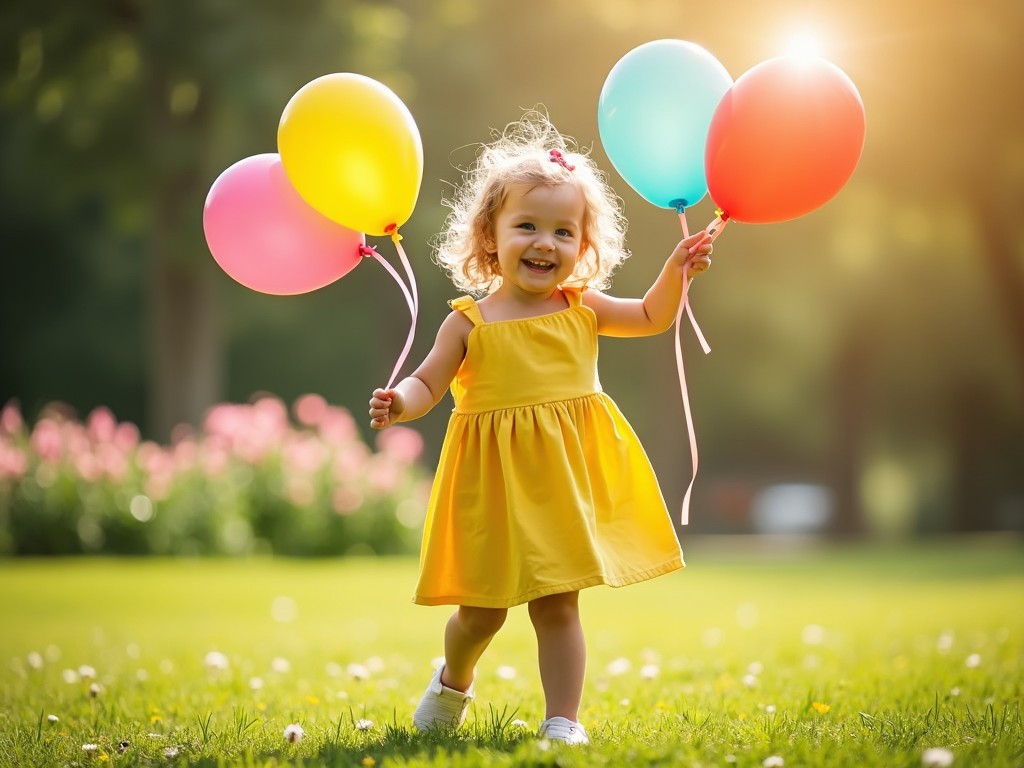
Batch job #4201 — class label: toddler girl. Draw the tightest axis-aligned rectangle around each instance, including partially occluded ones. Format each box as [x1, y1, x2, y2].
[368, 113, 711, 744]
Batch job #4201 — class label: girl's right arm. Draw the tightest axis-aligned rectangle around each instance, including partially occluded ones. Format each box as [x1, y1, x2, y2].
[368, 310, 473, 429]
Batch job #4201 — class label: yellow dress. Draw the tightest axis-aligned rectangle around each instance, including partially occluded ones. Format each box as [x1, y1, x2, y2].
[414, 286, 683, 608]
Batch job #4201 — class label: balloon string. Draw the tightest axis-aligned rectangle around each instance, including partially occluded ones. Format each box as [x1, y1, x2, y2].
[674, 268, 700, 526]
[392, 233, 419, 317]
[363, 244, 418, 390]
[672, 209, 712, 525]
[678, 209, 690, 239]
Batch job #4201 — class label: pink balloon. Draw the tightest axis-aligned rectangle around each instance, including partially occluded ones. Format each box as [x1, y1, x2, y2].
[203, 153, 364, 295]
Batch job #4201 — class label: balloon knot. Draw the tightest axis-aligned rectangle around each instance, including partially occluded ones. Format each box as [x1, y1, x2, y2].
[716, 208, 730, 222]
[358, 245, 376, 258]
[384, 223, 397, 234]
[671, 199, 688, 213]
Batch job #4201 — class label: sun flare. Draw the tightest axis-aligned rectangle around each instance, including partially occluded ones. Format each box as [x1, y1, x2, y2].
[785, 28, 826, 58]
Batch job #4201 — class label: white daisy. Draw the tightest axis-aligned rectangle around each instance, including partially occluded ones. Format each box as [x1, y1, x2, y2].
[283, 723, 304, 742]
[204, 651, 229, 671]
[640, 664, 661, 679]
[496, 665, 517, 680]
[606, 657, 631, 676]
[354, 718, 374, 731]
[801, 624, 826, 645]
[347, 662, 370, 680]
[922, 747, 954, 767]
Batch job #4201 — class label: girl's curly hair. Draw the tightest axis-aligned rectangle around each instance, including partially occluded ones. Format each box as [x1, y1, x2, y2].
[433, 111, 629, 296]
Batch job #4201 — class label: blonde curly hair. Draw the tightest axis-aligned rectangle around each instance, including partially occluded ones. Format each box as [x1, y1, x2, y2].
[434, 111, 629, 295]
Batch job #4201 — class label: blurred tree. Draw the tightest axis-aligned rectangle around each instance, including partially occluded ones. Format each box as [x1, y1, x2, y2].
[2, 0, 1021, 535]
[0, 0, 370, 438]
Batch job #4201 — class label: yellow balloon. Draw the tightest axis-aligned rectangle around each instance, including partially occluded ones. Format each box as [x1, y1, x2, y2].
[278, 73, 423, 237]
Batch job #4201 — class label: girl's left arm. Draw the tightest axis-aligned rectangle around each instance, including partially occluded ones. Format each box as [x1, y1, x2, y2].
[584, 230, 712, 338]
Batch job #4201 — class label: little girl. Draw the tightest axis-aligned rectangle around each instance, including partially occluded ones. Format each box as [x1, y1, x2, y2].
[368, 113, 711, 745]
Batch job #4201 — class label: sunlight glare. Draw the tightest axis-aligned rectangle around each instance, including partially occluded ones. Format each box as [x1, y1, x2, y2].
[785, 28, 826, 59]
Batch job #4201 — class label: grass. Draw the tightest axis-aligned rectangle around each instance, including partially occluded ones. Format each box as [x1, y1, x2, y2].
[0, 536, 1022, 767]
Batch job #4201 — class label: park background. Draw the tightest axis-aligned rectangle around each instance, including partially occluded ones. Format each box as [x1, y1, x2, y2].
[1, 3, 1023, 766]
[1, 0, 1023, 547]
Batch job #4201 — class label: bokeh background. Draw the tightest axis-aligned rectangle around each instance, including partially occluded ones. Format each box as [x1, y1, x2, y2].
[2, 0, 1022, 542]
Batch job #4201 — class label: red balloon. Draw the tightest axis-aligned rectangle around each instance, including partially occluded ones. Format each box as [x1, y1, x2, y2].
[705, 55, 865, 224]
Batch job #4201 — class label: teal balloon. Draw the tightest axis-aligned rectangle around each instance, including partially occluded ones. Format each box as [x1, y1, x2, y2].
[599, 40, 733, 210]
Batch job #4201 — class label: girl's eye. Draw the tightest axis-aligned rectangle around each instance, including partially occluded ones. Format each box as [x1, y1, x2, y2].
[518, 222, 535, 231]
[556, 228, 573, 237]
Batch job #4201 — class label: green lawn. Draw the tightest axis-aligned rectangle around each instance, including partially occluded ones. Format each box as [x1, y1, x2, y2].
[1, 537, 1022, 767]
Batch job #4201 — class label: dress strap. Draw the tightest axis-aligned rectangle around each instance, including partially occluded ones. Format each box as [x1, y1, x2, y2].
[560, 285, 585, 308]
[448, 296, 485, 326]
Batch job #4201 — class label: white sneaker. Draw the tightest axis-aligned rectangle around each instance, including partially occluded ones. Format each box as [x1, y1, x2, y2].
[412, 663, 474, 732]
[539, 716, 589, 745]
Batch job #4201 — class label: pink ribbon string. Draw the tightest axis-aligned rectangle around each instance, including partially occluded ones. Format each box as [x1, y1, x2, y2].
[387, 233, 419, 389]
[673, 210, 714, 525]
[361, 238, 419, 390]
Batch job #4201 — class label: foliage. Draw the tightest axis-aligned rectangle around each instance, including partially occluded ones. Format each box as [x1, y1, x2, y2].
[0, 544, 1021, 766]
[2, 1, 1023, 534]
[0, 396, 429, 557]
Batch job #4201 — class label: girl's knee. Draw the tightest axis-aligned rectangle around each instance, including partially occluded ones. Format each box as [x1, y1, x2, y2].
[457, 606, 507, 638]
[528, 592, 580, 627]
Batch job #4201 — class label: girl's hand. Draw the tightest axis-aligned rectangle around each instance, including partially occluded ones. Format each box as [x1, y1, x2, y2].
[670, 231, 713, 276]
[368, 388, 405, 430]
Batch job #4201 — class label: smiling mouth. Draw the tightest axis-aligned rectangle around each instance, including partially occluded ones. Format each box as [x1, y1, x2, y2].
[523, 258, 555, 272]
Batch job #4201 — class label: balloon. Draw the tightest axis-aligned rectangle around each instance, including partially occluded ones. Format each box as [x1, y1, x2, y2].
[278, 73, 423, 237]
[598, 40, 733, 210]
[203, 153, 364, 295]
[705, 55, 866, 224]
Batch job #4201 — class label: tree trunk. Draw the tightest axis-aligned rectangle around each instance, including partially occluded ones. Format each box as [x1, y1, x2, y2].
[828, 321, 869, 537]
[143, 68, 222, 441]
[972, 193, 1024, 382]
[949, 379, 995, 532]
[146, 243, 222, 441]
[947, 188, 1024, 531]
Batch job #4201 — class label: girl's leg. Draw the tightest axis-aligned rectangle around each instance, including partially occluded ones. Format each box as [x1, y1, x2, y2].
[528, 591, 586, 721]
[413, 605, 507, 731]
[441, 605, 508, 691]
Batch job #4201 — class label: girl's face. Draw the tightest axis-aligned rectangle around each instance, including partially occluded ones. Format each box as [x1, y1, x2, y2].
[486, 182, 586, 298]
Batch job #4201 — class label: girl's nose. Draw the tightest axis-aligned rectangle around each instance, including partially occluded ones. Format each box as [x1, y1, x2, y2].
[534, 233, 556, 251]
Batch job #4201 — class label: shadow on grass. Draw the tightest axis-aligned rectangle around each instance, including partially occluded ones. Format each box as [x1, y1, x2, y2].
[184, 704, 552, 768]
